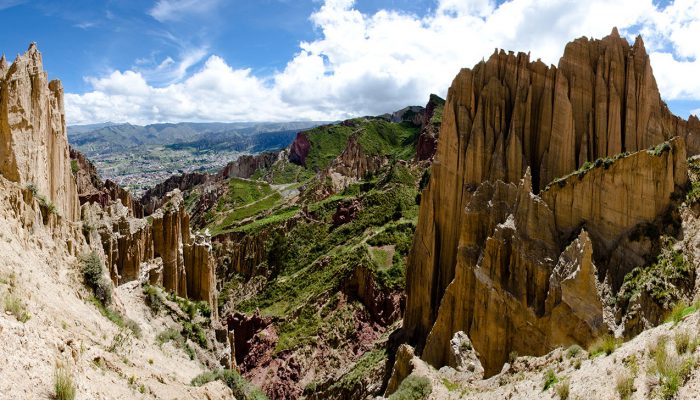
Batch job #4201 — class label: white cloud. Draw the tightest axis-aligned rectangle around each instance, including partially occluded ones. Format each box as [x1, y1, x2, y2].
[149, 0, 220, 22]
[66, 0, 700, 124]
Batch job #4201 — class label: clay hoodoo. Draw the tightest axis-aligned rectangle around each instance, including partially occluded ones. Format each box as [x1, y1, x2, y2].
[0, 44, 79, 221]
[404, 29, 699, 376]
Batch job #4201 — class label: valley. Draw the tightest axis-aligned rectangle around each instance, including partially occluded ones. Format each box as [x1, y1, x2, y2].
[2, 18, 700, 400]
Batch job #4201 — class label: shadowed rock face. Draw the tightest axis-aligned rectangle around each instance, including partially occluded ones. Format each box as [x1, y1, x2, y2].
[404, 29, 698, 376]
[288, 132, 311, 166]
[0, 44, 79, 221]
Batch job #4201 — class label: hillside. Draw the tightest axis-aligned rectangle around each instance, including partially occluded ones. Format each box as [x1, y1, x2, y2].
[68, 121, 325, 194]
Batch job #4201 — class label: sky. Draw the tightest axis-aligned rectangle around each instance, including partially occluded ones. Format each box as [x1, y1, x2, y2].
[0, 0, 699, 125]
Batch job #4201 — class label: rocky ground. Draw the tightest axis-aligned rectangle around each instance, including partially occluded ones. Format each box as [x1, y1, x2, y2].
[0, 177, 232, 399]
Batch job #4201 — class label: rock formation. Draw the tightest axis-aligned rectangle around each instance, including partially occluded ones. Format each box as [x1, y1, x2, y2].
[0, 44, 79, 221]
[83, 189, 217, 310]
[404, 29, 698, 377]
[218, 151, 279, 180]
[140, 172, 210, 216]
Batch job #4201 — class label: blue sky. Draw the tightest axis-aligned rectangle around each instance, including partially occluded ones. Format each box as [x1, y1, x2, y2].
[1, 0, 698, 124]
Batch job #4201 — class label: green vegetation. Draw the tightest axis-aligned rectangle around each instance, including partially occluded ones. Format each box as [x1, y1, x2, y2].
[156, 328, 196, 360]
[666, 300, 698, 324]
[588, 334, 621, 357]
[205, 178, 286, 235]
[80, 251, 112, 306]
[650, 335, 696, 399]
[648, 141, 672, 156]
[70, 159, 79, 175]
[321, 348, 387, 394]
[191, 369, 267, 400]
[615, 372, 634, 400]
[3, 292, 30, 323]
[388, 375, 432, 400]
[555, 378, 570, 400]
[618, 242, 694, 311]
[542, 368, 558, 391]
[54, 365, 76, 400]
[143, 284, 165, 314]
[566, 344, 582, 358]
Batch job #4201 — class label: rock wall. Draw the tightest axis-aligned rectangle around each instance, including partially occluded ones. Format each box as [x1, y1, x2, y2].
[84, 190, 218, 309]
[140, 172, 210, 216]
[404, 29, 697, 377]
[0, 44, 79, 221]
[218, 151, 279, 180]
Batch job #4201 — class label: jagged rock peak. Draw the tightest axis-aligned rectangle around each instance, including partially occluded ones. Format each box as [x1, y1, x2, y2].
[403, 29, 697, 378]
[0, 44, 79, 221]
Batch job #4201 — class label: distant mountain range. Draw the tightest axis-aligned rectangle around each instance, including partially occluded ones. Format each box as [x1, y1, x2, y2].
[68, 121, 329, 155]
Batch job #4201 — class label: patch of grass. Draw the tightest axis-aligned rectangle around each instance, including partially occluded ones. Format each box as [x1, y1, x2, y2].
[323, 348, 387, 394]
[543, 368, 558, 391]
[3, 292, 30, 322]
[666, 300, 698, 324]
[566, 344, 582, 358]
[388, 374, 432, 400]
[182, 321, 208, 348]
[675, 330, 691, 354]
[156, 327, 196, 360]
[615, 373, 634, 400]
[589, 335, 621, 357]
[54, 365, 76, 400]
[191, 369, 268, 400]
[651, 335, 696, 399]
[555, 378, 570, 400]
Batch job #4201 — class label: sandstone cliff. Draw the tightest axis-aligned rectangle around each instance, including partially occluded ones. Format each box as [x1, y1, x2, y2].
[404, 29, 698, 377]
[0, 44, 79, 221]
[84, 190, 217, 310]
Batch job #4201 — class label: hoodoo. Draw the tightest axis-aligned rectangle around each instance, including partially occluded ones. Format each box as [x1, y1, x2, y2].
[403, 28, 700, 376]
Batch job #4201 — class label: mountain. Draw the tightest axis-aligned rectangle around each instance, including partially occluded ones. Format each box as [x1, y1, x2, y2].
[68, 121, 327, 153]
[4, 28, 700, 400]
[400, 26, 700, 384]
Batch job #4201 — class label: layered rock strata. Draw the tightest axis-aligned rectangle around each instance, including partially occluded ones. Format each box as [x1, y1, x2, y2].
[0, 44, 79, 221]
[404, 29, 697, 376]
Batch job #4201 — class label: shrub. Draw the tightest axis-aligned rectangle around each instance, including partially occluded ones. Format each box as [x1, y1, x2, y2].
[675, 330, 691, 354]
[508, 350, 518, 364]
[182, 321, 208, 348]
[191, 369, 268, 400]
[666, 301, 697, 324]
[615, 373, 634, 400]
[555, 379, 570, 400]
[70, 160, 79, 175]
[4, 292, 30, 322]
[124, 318, 142, 339]
[54, 365, 76, 400]
[143, 285, 164, 315]
[80, 252, 112, 306]
[566, 344, 582, 358]
[388, 375, 432, 400]
[589, 335, 620, 357]
[543, 368, 558, 391]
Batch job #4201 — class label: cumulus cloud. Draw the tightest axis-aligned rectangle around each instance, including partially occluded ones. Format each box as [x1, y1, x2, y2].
[66, 0, 700, 124]
[149, 0, 220, 22]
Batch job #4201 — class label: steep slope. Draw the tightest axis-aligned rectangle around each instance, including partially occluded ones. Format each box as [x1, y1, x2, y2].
[0, 45, 234, 399]
[404, 28, 700, 378]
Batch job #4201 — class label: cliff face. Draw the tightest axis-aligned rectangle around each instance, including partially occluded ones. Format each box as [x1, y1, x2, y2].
[84, 190, 217, 309]
[0, 44, 79, 221]
[404, 29, 698, 376]
[140, 172, 210, 216]
[218, 152, 279, 180]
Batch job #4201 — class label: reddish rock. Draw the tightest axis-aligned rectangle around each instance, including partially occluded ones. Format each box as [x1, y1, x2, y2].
[288, 132, 311, 167]
[332, 199, 361, 226]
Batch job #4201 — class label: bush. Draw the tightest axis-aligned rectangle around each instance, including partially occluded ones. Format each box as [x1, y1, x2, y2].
[388, 375, 432, 400]
[143, 285, 164, 315]
[54, 365, 76, 400]
[191, 369, 267, 400]
[555, 379, 570, 400]
[666, 301, 697, 324]
[652, 335, 696, 399]
[80, 252, 112, 306]
[566, 344, 582, 358]
[4, 292, 30, 322]
[615, 373, 634, 400]
[589, 335, 620, 357]
[543, 368, 558, 391]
